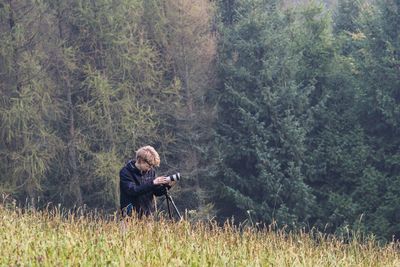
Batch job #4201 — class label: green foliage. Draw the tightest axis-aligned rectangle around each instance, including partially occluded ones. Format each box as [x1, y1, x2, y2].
[0, 0, 61, 198]
[304, 0, 400, 241]
[350, 0, 400, 240]
[0, 0, 399, 241]
[213, 0, 314, 225]
[138, 0, 218, 216]
[334, 0, 362, 33]
[0, 0, 184, 209]
[299, 0, 370, 237]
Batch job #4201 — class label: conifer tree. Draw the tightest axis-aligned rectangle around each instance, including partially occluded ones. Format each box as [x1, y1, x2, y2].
[138, 0, 218, 218]
[333, 0, 362, 34]
[0, 0, 60, 200]
[163, 0, 217, 216]
[350, 0, 400, 240]
[297, 1, 362, 233]
[213, 0, 314, 225]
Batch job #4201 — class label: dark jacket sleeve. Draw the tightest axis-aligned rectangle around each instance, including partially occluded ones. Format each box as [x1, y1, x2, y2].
[153, 185, 169, 196]
[120, 168, 156, 197]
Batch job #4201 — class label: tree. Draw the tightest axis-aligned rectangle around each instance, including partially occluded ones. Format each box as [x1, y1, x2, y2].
[43, 0, 180, 209]
[333, 0, 362, 34]
[295, 1, 362, 233]
[163, 0, 217, 216]
[350, 0, 400, 240]
[0, 0, 60, 201]
[212, 0, 314, 225]
[137, 0, 218, 218]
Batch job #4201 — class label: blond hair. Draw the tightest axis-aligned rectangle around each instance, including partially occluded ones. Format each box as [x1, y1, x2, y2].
[135, 146, 160, 167]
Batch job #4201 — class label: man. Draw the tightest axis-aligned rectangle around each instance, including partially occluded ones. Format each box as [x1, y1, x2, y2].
[119, 145, 170, 217]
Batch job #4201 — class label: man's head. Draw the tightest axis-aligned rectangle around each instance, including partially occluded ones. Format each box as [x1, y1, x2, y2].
[135, 145, 160, 172]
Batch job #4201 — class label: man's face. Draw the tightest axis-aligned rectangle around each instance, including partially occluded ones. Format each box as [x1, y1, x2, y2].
[138, 158, 152, 172]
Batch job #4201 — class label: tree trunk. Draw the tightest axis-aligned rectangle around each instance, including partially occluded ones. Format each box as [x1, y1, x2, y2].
[57, 6, 82, 205]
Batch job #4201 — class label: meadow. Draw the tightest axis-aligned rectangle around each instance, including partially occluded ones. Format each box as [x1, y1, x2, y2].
[1, 202, 399, 266]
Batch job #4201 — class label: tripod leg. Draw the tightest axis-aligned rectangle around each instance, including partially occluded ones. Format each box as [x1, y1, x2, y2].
[165, 195, 172, 219]
[166, 194, 182, 220]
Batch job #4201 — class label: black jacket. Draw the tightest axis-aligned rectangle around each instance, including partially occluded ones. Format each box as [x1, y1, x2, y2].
[119, 160, 166, 217]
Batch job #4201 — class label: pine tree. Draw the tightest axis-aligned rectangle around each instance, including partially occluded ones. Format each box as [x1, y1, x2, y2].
[136, 0, 218, 218]
[43, 0, 180, 208]
[333, 0, 362, 34]
[350, 0, 400, 240]
[296, 1, 360, 233]
[163, 0, 217, 217]
[0, 0, 61, 200]
[212, 0, 314, 225]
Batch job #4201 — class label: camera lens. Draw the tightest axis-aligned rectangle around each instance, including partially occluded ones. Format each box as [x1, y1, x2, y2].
[166, 172, 181, 182]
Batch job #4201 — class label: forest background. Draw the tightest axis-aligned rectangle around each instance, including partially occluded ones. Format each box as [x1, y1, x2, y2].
[0, 0, 399, 242]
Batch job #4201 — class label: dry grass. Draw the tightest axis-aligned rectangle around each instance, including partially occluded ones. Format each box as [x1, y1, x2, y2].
[0, 203, 399, 266]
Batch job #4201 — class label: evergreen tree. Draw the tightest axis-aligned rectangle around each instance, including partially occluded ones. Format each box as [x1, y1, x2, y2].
[306, 0, 400, 240]
[298, 1, 363, 234]
[0, 0, 61, 200]
[350, 0, 400, 240]
[162, 0, 217, 217]
[138, 0, 218, 218]
[213, 0, 314, 225]
[333, 0, 362, 34]
[44, 0, 180, 209]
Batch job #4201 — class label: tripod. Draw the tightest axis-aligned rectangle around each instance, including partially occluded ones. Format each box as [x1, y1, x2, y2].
[164, 191, 182, 220]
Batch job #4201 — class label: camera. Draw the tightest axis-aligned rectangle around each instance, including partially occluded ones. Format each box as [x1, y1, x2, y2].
[165, 172, 181, 183]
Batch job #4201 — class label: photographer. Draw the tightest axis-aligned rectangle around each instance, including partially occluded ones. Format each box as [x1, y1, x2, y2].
[119, 145, 171, 218]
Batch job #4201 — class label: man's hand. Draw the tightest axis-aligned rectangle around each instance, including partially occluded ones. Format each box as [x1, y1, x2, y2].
[153, 176, 169, 185]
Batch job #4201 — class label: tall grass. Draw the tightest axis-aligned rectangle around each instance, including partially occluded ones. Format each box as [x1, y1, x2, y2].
[0, 202, 399, 266]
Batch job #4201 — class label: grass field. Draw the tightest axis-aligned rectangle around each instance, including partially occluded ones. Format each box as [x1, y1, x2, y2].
[1, 203, 399, 266]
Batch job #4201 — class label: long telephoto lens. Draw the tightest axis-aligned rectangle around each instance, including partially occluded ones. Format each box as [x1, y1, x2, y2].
[166, 172, 181, 182]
